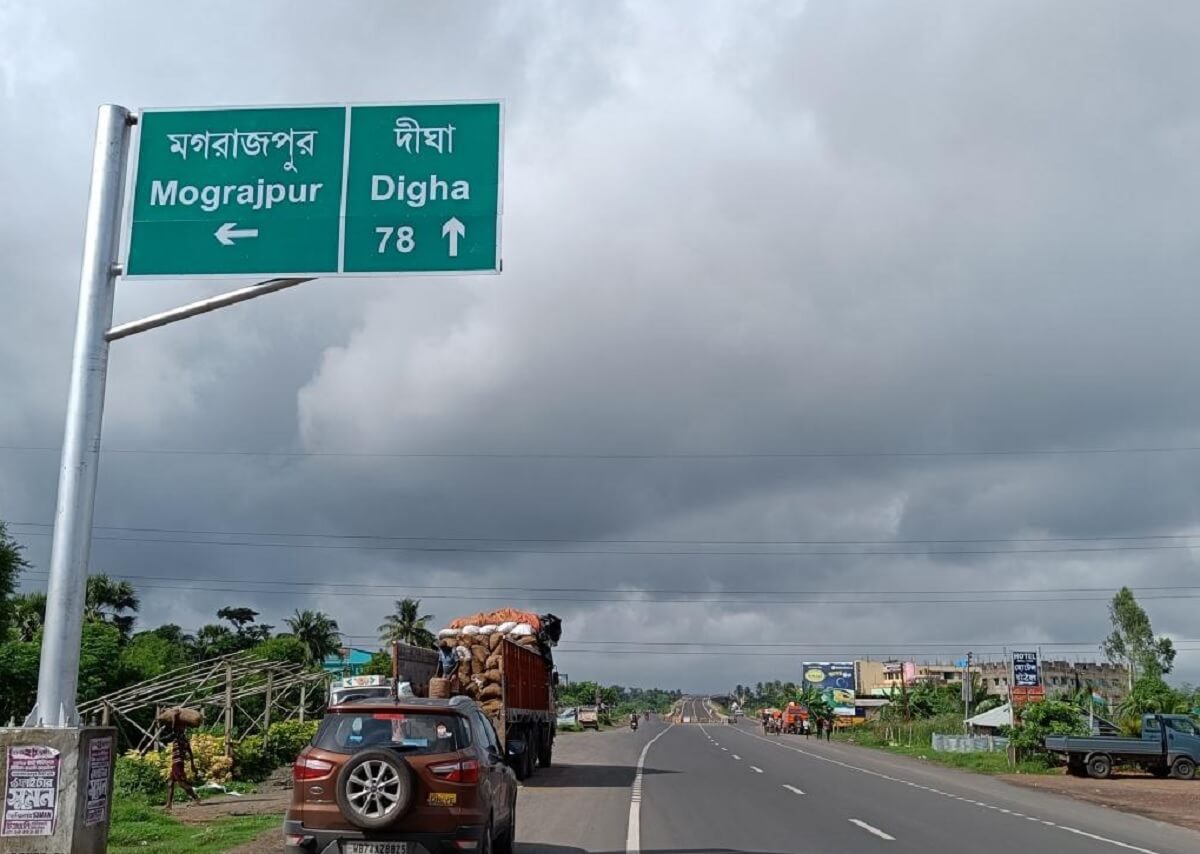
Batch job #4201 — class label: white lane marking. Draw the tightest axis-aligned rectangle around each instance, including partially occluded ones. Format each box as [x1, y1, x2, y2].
[782, 784, 806, 795]
[721, 747, 728, 751]
[850, 819, 895, 841]
[726, 727, 1163, 854]
[732, 754, 741, 760]
[626, 724, 673, 854]
[750, 766, 764, 773]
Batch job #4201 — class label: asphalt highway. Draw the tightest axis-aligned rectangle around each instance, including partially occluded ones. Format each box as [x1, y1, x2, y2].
[517, 701, 1200, 854]
[677, 696, 721, 724]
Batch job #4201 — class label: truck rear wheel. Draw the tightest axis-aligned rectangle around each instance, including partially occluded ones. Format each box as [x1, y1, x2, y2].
[1171, 757, 1196, 781]
[1086, 754, 1113, 780]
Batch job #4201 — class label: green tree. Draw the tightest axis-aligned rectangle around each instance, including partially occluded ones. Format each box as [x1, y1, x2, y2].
[0, 637, 40, 724]
[194, 607, 273, 658]
[0, 521, 30, 640]
[119, 629, 194, 682]
[283, 609, 341, 663]
[10, 592, 46, 642]
[194, 623, 238, 659]
[217, 606, 273, 642]
[362, 651, 394, 677]
[798, 686, 834, 725]
[252, 634, 310, 665]
[1117, 676, 1190, 721]
[78, 621, 124, 702]
[84, 573, 140, 640]
[1102, 586, 1175, 683]
[378, 599, 436, 647]
[1004, 700, 1088, 760]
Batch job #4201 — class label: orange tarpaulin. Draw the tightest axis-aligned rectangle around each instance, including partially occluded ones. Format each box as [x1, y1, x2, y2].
[448, 609, 542, 631]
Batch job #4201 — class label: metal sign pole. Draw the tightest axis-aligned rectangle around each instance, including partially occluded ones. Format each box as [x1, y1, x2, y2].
[26, 104, 132, 727]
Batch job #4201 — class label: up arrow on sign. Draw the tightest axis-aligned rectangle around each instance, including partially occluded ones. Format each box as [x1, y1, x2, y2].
[124, 101, 503, 278]
[442, 217, 465, 257]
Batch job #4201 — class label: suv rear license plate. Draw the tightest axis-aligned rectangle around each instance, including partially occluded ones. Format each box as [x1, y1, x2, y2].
[344, 843, 410, 854]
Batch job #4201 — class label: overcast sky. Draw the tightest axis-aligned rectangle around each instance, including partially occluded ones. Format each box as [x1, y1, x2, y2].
[4, 0, 1200, 693]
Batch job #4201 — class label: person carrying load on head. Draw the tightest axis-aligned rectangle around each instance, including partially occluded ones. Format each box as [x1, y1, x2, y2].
[164, 712, 200, 810]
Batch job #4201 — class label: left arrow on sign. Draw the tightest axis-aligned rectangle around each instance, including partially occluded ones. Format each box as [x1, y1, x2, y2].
[214, 222, 260, 246]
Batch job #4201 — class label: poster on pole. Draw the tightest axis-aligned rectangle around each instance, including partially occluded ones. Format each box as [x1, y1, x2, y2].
[1013, 651, 1040, 687]
[84, 737, 113, 826]
[2, 745, 61, 837]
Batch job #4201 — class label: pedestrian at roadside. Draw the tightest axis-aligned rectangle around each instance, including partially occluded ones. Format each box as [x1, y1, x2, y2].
[825, 720, 833, 741]
[804, 719, 811, 740]
[165, 715, 200, 810]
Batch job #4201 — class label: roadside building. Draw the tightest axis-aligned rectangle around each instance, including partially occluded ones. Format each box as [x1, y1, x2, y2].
[856, 658, 1128, 709]
[322, 647, 376, 677]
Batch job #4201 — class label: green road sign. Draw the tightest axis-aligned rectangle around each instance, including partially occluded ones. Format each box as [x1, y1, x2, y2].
[125, 102, 502, 277]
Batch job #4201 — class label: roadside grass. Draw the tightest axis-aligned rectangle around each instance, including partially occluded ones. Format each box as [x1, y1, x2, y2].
[834, 715, 1056, 776]
[107, 794, 279, 854]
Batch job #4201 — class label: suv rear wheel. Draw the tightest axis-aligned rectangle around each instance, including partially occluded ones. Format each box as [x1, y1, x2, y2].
[335, 748, 415, 830]
[495, 801, 516, 854]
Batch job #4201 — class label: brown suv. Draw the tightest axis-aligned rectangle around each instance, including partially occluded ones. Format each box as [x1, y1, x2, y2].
[284, 696, 518, 854]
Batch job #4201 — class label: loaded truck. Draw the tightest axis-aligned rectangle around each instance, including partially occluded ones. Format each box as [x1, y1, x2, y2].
[482, 636, 557, 781]
[325, 612, 561, 782]
[434, 610, 561, 782]
[1045, 713, 1200, 780]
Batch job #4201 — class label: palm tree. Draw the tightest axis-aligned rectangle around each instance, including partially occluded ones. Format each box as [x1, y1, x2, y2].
[11, 592, 46, 642]
[378, 598, 436, 647]
[85, 573, 139, 638]
[284, 609, 342, 663]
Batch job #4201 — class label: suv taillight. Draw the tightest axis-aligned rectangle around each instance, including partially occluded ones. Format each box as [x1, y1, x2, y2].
[293, 756, 333, 781]
[430, 758, 480, 784]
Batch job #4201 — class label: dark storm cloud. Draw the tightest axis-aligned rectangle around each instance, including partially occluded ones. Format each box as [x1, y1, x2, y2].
[3, 1, 1200, 691]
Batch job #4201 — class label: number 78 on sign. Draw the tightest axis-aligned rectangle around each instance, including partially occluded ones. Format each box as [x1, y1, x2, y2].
[124, 101, 503, 278]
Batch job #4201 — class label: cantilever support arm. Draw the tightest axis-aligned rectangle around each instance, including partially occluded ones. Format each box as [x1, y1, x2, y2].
[105, 276, 315, 341]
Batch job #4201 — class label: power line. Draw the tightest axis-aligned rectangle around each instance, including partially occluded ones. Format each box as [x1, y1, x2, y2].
[538, 647, 1200, 657]
[15, 574, 1200, 606]
[10, 520, 1200, 547]
[17, 569, 1200, 599]
[6, 443, 1200, 460]
[10, 529, 1200, 557]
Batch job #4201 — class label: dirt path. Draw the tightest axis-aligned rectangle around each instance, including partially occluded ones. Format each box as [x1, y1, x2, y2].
[1001, 771, 1200, 833]
[166, 767, 292, 853]
[171, 790, 290, 825]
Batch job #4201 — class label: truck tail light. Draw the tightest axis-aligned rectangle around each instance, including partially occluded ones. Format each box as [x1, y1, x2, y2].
[293, 756, 333, 781]
[430, 758, 480, 784]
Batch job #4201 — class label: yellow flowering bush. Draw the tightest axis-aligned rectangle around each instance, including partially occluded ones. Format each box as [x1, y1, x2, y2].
[120, 733, 233, 784]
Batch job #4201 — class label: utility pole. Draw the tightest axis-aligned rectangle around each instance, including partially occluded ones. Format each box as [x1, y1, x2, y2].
[26, 105, 132, 728]
[962, 651, 974, 728]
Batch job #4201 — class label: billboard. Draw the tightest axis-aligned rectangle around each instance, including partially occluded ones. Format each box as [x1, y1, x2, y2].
[802, 662, 857, 715]
[1012, 651, 1040, 687]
